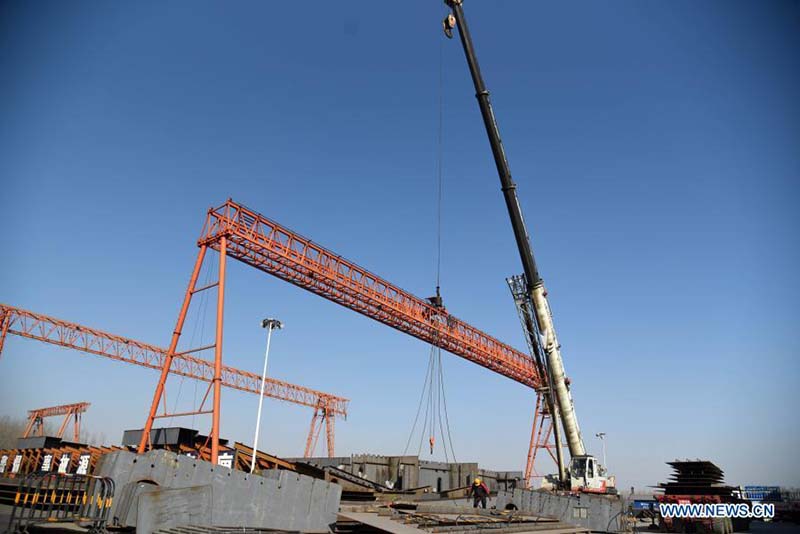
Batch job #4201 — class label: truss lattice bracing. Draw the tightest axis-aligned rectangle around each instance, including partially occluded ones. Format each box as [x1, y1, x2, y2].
[0, 303, 348, 459]
[179, 199, 546, 469]
[0, 304, 348, 415]
[141, 198, 545, 463]
[199, 200, 543, 389]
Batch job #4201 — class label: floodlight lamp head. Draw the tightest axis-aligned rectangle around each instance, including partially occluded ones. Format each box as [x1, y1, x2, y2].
[261, 318, 283, 330]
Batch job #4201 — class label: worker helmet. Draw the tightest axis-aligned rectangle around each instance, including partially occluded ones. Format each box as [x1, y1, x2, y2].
[474, 477, 482, 484]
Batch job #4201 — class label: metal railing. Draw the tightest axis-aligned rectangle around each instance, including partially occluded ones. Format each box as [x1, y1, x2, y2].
[6, 473, 115, 534]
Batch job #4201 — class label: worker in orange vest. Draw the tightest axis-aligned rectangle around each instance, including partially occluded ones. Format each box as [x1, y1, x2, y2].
[468, 477, 490, 509]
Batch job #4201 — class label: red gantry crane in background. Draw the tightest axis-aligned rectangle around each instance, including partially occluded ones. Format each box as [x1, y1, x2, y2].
[22, 402, 90, 442]
[0, 304, 347, 457]
[138, 199, 547, 468]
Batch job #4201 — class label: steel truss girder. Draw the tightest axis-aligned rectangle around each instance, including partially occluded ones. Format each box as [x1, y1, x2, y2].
[199, 200, 543, 390]
[22, 402, 90, 442]
[0, 305, 349, 416]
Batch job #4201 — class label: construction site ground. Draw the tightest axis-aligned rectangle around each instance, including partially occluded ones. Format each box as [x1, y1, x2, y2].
[5, 502, 799, 534]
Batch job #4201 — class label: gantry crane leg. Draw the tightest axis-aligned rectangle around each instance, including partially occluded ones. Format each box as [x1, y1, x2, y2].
[524, 395, 543, 486]
[0, 309, 10, 358]
[324, 410, 335, 457]
[74, 412, 81, 442]
[57, 413, 71, 439]
[524, 393, 561, 487]
[304, 402, 336, 458]
[139, 240, 229, 465]
[305, 408, 322, 457]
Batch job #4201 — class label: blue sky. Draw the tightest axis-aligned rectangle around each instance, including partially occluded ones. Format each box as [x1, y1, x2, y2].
[1, 1, 798, 490]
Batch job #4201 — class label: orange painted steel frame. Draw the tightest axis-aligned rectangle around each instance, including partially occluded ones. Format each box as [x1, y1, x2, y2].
[138, 238, 230, 463]
[144, 198, 545, 472]
[4, 195, 548, 472]
[139, 237, 335, 462]
[200, 199, 544, 390]
[0, 304, 348, 459]
[212, 238, 227, 462]
[305, 401, 335, 457]
[139, 243, 209, 459]
[524, 394, 559, 483]
[22, 402, 91, 442]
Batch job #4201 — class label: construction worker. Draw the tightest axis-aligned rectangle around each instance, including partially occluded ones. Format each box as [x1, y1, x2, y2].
[468, 477, 490, 509]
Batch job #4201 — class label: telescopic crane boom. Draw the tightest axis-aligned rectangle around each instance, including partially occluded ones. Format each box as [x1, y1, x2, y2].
[443, 0, 607, 490]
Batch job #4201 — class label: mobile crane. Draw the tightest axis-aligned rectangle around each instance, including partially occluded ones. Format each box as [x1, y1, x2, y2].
[442, 0, 615, 494]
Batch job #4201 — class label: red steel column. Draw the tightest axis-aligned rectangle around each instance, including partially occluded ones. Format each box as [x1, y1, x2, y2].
[524, 395, 542, 487]
[22, 413, 37, 438]
[0, 309, 11, 358]
[304, 410, 320, 457]
[211, 237, 227, 464]
[325, 408, 335, 458]
[57, 413, 70, 439]
[138, 245, 208, 454]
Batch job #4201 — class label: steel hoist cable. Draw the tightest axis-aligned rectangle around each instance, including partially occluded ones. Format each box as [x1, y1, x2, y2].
[403, 346, 435, 456]
[435, 29, 445, 295]
[432, 19, 458, 464]
[404, 29, 457, 464]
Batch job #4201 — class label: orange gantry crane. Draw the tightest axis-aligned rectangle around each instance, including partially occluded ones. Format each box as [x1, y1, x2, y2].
[22, 401, 90, 442]
[138, 199, 546, 466]
[0, 304, 347, 457]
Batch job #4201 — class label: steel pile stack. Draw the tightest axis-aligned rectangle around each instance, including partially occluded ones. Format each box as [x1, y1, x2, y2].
[658, 460, 733, 496]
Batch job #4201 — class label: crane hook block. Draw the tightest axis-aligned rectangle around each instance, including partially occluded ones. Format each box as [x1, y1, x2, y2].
[442, 14, 456, 39]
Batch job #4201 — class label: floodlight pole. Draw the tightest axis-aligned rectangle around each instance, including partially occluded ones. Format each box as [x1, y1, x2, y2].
[596, 432, 607, 469]
[251, 318, 283, 473]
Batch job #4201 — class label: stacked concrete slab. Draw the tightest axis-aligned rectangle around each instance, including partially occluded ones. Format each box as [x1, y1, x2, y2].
[96, 450, 341, 533]
[496, 488, 626, 533]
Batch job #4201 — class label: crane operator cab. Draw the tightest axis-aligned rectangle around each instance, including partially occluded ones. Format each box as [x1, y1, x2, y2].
[569, 455, 617, 494]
